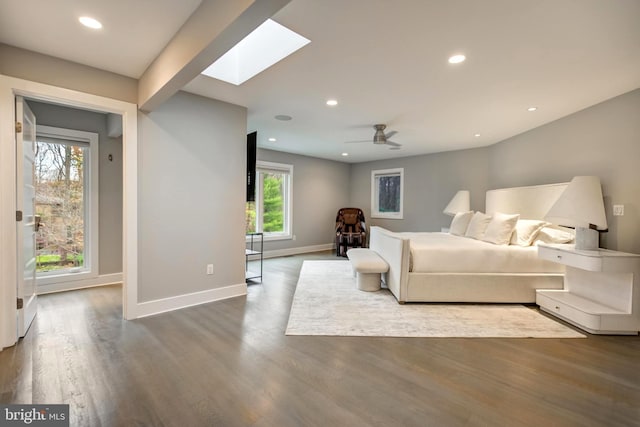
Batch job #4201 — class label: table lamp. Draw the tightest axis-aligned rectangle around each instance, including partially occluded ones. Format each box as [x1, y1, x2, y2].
[544, 176, 607, 250]
[443, 190, 470, 216]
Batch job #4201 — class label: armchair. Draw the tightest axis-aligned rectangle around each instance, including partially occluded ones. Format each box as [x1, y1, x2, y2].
[335, 207, 367, 257]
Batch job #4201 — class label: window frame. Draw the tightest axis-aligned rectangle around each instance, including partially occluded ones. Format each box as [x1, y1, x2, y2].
[35, 125, 99, 286]
[249, 160, 293, 241]
[371, 167, 404, 219]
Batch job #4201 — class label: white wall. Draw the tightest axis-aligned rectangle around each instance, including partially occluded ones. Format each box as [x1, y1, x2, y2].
[138, 91, 247, 302]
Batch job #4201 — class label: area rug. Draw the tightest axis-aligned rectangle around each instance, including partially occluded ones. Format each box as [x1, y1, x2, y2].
[286, 261, 585, 338]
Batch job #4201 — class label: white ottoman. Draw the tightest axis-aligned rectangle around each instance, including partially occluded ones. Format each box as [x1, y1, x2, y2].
[346, 248, 389, 291]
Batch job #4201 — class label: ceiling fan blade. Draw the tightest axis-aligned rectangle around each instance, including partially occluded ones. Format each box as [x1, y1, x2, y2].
[344, 140, 370, 144]
[385, 140, 402, 147]
[384, 130, 398, 139]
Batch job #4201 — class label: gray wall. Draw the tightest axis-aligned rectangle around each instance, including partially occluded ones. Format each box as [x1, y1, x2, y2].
[349, 89, 640, 253]
[256, 148, 351, 251]
[7, 44, 640, 305]
[28, 101, 123, 275]
[0, 44, 137, 104]
[138, 91, 247, 302]
[350, 148, 489, 232]
[488, 89, 640, 253]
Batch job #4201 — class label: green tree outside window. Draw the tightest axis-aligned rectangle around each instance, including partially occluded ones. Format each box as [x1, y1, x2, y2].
[262, 173, 284, 232]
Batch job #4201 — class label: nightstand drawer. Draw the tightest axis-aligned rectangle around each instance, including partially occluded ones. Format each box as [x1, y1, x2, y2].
[536, 292, 602, 331]
[538, 246, 602, 271]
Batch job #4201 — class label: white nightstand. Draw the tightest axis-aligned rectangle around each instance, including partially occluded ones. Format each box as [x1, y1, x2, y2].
[536, 243, 640, 335]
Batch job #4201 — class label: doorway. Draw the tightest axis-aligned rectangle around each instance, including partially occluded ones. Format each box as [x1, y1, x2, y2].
[28, 101, 121, 295]
[0, 75, 139, 350]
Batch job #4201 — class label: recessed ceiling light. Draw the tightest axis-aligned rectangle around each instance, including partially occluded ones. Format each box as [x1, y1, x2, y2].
[341, 152, 349, 156]
[474, 133, 481, 138]
[275, 115, 292, 121]
[79, 16, 102, 29]
[268, 137, 276, 142]
[326, 99, 338, 106]
[448, 54, 466, 64]
[527, 107, 537, 112]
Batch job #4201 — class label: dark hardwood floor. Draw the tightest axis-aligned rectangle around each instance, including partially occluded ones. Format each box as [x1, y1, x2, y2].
[1, 251, 639, 426]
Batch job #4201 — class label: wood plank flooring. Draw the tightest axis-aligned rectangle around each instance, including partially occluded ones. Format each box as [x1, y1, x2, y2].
[1, 251, 639, 426]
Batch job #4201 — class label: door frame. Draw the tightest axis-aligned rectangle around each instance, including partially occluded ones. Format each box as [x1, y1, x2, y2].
[0, 75, 139, 350]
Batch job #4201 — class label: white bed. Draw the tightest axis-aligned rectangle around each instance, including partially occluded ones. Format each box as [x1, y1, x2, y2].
[370, 183, 569, 303]
[402, 232, 563, 274]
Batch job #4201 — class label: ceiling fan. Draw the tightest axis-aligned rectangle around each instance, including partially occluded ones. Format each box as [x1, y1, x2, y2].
[346, 124, 402, 149]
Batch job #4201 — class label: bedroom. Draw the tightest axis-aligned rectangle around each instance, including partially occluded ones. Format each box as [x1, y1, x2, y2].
[0, 0, 639, 425]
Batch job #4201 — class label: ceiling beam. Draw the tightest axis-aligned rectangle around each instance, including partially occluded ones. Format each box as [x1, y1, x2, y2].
[138, 0, 292, 111]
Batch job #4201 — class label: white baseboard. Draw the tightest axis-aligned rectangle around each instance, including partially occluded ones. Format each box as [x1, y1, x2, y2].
[37, 272, 123, 295]
[260, 243, 334, 259]
[136, 283, 247, 319]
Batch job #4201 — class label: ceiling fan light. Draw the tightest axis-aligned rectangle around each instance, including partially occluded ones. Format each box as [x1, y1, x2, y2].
[373, 124, 387, 143]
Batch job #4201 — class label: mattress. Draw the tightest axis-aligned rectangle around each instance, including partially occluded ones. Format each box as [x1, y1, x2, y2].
[399, 232, 564, 274]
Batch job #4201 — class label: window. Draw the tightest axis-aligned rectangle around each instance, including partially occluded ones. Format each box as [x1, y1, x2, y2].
[371, 168, 404, 219]
[34, 125, 98, 285]
[246, 161, 293, 240]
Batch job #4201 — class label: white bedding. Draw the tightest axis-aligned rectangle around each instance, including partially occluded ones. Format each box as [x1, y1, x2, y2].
[398, 232, 564, 274]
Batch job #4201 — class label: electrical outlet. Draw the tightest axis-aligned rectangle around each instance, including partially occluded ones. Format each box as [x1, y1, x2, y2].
[206, 264, 214, 275]
[293, 234, 296, 241]
[613, 205, 624, 216]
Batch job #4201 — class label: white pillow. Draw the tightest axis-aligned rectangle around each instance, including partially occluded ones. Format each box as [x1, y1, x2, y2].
[464, 212, 492, 240]
[482, 212, 520, 245]
[449, 211, 474, 236]
[534, 225, 576, 245]
[510, 219, 549, 246]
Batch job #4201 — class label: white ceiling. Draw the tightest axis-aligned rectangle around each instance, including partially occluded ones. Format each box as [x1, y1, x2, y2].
[0, 0, 202, 78]
[1, 0, 639, 163]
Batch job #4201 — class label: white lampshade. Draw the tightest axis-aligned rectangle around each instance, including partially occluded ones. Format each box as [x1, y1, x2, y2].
[443, 190, 470, 216]
[545, 176, 607, 250]
[545, 176, 607, 230]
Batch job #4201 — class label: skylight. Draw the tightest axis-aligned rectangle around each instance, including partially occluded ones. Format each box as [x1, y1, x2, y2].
[201, 19, 310, 86]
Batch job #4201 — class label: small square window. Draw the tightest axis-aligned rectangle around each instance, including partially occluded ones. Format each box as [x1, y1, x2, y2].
[371, 168, 404, 219]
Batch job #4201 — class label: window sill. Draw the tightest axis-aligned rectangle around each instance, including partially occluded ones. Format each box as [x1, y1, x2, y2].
[36, 270, 97, 286]
[371, 214, 404, 220]
[246, 233, 292, 242]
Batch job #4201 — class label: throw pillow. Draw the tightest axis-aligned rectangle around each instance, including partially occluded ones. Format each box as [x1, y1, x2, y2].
[464, 212, 492, 240]
[449, 211, 474, 236]
[534, 225, 576, 244]
[510, 219, 549, 246]
[482, 212, 520, 245]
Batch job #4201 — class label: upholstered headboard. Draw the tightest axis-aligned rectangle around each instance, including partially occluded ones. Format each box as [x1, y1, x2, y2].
[485, 182, 568, 220]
